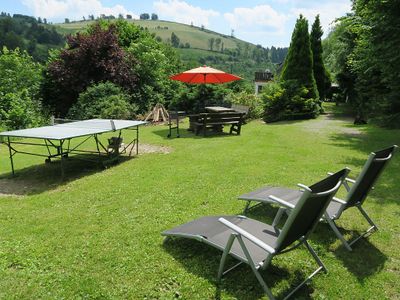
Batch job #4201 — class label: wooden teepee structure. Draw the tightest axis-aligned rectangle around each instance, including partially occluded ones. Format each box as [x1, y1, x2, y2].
[145, 103, 169, 123]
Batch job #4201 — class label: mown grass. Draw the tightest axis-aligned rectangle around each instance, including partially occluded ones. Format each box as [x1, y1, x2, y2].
[0, 104, 399, 299]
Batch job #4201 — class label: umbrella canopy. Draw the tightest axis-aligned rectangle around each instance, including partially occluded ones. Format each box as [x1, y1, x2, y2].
[170, 66, 241, 84]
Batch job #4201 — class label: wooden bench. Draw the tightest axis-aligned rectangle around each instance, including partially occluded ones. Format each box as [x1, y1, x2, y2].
[192, 112, 245, 136]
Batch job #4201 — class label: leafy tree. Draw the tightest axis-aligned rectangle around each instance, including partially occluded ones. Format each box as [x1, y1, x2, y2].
[352, 0, 400, 126]
[0, 47, 45, 129]
[151, 13, 158, 20]
[215, 38, 221, 51]
[42, 23, 138, 116]
[140, 13, 150, 20]
[310, 15, 331, 101]
[113, 20, 181, 111]
[208, 38, 215, 51]
[68, 82, 136, 120]
[170, 32, 180, 47]
[64, 18, 70, 23]
[281, 15, 318, 100]
[323, 16, 358, 104]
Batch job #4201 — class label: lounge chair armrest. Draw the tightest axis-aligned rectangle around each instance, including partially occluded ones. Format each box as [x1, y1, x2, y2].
[268, 195, 295, 209]
[327, 172, 356, 184]
[218, 218, 276, 254]
[332, 197, 347, 205]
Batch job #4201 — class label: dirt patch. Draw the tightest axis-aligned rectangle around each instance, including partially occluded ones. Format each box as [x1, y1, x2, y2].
[136, 143, 171, 154]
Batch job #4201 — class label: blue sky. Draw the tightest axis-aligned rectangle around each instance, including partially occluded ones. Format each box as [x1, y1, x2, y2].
[3, 0, 352, 47]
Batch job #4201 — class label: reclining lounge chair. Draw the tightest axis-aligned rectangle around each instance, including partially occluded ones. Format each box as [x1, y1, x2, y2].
[238, 145, 398, 251]
[162, 169, 349, 300]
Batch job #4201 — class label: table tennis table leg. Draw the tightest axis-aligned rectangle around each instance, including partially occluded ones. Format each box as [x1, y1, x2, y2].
[60, 140, 65, 179]
[136, 126, 139, 155]
[7, 137, 15, 175]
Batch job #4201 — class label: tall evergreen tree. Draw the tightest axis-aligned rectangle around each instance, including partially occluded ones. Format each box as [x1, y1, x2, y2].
[281, 15, 318, 100]
[310, 15, 331, 101]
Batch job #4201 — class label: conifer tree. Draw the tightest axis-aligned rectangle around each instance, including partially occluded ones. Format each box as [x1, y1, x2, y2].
[281, 15, 318, 99]
[310, 15, 331, 100]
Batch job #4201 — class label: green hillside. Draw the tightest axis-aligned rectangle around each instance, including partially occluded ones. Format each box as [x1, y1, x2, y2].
[58, 19, 242, 51]
[56, 19, 287, 81]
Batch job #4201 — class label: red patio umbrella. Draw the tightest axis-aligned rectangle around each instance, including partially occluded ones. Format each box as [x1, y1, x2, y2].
[170, 65, 241, 84]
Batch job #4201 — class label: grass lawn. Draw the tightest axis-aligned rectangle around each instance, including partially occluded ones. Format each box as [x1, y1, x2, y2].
[0, 104, 399, 299]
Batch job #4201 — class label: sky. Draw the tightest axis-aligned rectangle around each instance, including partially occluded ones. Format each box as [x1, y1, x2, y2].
[2, 0, 352, 47]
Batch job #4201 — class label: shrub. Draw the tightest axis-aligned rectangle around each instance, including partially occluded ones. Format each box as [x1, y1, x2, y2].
[0, 47, 46, 129]
[0, 90, 46, 129]
[42, 23, 138, 116]
[261, 81, 319, 122]
[68, 82, 137, 120]
[225, 91, 264, 119]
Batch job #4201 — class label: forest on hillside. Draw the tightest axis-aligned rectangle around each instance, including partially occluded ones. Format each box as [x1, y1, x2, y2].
[0, 12, 65, 62]
[0, 13, 287, 81]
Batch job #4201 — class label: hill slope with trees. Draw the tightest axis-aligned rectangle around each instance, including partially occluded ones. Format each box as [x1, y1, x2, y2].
[56, 19, 287, 80]
[0, 12, 65, 62]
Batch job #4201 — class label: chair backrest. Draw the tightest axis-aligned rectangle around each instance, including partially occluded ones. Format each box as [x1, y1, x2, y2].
[276, 168, 350, 251]
[345, 145, 397, 208]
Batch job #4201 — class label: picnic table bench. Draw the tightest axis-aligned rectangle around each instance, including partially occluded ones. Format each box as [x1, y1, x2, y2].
[190, 112, 245, 136]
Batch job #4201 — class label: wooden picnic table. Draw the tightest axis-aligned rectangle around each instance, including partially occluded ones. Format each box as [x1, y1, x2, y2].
[205, 106, 236, 113]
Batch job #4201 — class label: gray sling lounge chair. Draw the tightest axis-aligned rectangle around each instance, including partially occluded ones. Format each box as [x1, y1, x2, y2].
[238, 145, 398, 251]
[162, 169, 349, 300]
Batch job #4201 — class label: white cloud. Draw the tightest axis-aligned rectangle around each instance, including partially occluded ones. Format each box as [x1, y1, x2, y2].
[22, 0, 138, 21]
[224, 5, 289, 36]
[291, 1, 352, 36]
[153, 0, 219, 27]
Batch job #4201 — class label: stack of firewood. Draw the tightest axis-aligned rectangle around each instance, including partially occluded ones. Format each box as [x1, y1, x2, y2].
[144, 103, 169, 123]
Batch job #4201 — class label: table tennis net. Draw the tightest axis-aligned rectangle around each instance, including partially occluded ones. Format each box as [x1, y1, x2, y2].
[53, 118, 117, 130]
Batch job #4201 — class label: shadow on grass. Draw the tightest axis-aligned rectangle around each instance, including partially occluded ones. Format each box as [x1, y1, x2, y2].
[162, 237, 315, 300]
[333, 237, 387, 282]
[152, 127, 243, 140]
[328, 133, 399, 205]
[241, 202, 387, 282]
[162, 204, 318, 300]
[0, 154, 135, 196]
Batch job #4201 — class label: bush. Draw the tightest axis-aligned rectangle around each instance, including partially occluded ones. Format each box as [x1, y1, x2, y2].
[68, 82, 137, 120]
[0, 90, 46, 129]
[225, 91, 264, 119]
[42, 23, 138, 116]
[0, 47, 46, 130]
[261, 81, 319, 122]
